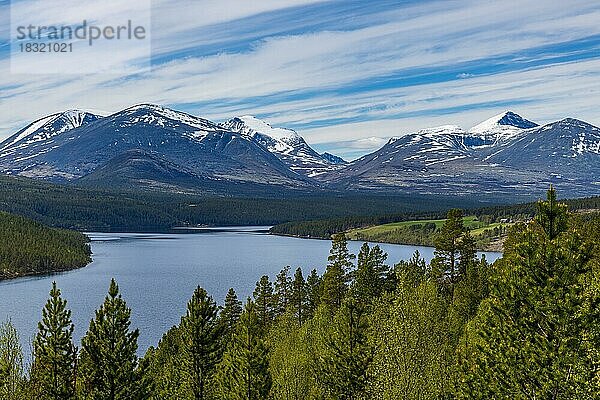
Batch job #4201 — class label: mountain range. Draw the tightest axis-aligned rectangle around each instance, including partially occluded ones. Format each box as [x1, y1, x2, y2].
[1, 105, 598, 199]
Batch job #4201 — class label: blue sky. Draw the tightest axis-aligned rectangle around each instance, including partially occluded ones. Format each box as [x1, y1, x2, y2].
[1, 0, 600, 159]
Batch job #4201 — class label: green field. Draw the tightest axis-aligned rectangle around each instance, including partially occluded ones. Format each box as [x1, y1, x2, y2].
[347, 216, 512, 250]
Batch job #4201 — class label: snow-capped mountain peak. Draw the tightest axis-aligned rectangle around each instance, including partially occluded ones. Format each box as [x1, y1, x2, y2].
[233, 115, 302, 144]
[117, 104, 220, 133]
[469, 111, 537, 133]
[221, 115, 344, 175]
[467, 111, 538, 146]
[1, 110, 101, 152]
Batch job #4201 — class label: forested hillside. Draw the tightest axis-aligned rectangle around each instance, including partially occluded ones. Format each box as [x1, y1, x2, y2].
[2, 188, 599, 397]
[0, 175, 485, 231]
[270, 194, 600, 239]
[0, 212, 91, 280]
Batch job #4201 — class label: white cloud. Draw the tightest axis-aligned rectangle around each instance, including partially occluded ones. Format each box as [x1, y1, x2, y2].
[1, 0, 600, 160]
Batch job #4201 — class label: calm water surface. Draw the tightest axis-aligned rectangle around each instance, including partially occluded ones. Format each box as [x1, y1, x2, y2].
[0, 228, 500, 359]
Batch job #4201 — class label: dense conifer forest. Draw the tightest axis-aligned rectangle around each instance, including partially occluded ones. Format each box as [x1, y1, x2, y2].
[0, 212, 91, 280]
[1, 188, 599, 398]
[0, 175, 495, 231]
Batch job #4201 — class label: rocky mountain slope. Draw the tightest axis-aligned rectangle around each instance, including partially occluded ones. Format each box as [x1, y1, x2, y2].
[1, 107, 598, 199]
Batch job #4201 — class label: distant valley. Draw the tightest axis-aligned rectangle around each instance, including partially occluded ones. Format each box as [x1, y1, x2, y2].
[1, 105, 599, 199]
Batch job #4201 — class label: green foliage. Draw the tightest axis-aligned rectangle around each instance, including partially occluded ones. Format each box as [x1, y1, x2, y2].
[0, 321, 25, 399]
[31, 282, 76, 399]
[180, 286, 223, 400]
[220, 288, 243, 338]
[432, 209, 466, 282]
[253, 276, 275, 330]
[459, 189, 600, 398]
[318, 299, 372, 400]
[289, 268, 308, 325]
[305, 269, 322, 318]
[80, 279, 144, 399]
[368, 280, 451, 399]
[144, 326, 189, 399]
[321, 234, 355, 312]
[351, 243, 390, 304]
[268, 313, 314, 400]
[214, 301, 271, 400]
[0, 211, 91, 280]
[273, 267, 292, 318]
[7, 188, 600, 399]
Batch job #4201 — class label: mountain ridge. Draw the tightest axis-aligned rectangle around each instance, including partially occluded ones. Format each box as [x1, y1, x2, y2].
[1, 105, 599, 199]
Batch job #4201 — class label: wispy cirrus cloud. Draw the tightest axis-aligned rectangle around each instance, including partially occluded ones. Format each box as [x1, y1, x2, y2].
[1, 0, 600, 159]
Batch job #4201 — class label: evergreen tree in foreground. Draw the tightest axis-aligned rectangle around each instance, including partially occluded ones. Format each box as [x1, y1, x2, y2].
[32, 282, 76, 399]
[459, 187, 600, 398]
[319, 299, 372, 400]
[290, 267, 308, 324]
[80, 278, 143, 399]
[352, 243, 389, 305]
[180, 286, 223, 400]
[305, 269, 322, 318]
[321, 234, 355, 312]
[215, 301, 271, 400]
[253, 276, 275, 330]
[432, 208, 465, 283]
[273, 267, 292, 317]
[220, 288, 243, 338]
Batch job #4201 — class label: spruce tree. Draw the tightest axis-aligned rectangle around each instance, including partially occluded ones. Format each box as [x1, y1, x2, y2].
[253, 276, 274, 330]
[321, 234, 355, 311]
[80, 278, 141, 400]
[214, 301, 271, 400]
[32, 282, 77, 399]
[181, 286, 223, 400]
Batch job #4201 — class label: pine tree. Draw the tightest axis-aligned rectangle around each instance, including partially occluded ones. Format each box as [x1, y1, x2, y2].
[535, 185, 568, 240]
[273, 267, 292, 317]
[457, 230, 476, 278]
[220, 288, 243, 337]
[459, 188, 600, 398]
[318, 298, 372, 400]
[305, 269, 322, 318]
[352, 243, 389, 304]
[32, 282, 77, 399]
[181, 286, 223, 400]
[80, 278, 142, 400]
[214, 301, 271, 400]
[144, 326, 188, 399]
[321, 234, 355, 311]
[289, 268, 307, 324]
[394, 250, 427, 289]
[253, 276, 274, 330]
[432, 209, 465, 283]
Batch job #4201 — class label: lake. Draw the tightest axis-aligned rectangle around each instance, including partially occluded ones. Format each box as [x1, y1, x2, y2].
[0, 228, 501, 359]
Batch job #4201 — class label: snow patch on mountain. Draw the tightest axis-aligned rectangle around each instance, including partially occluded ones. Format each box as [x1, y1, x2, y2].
[236, 115, 301, 144]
